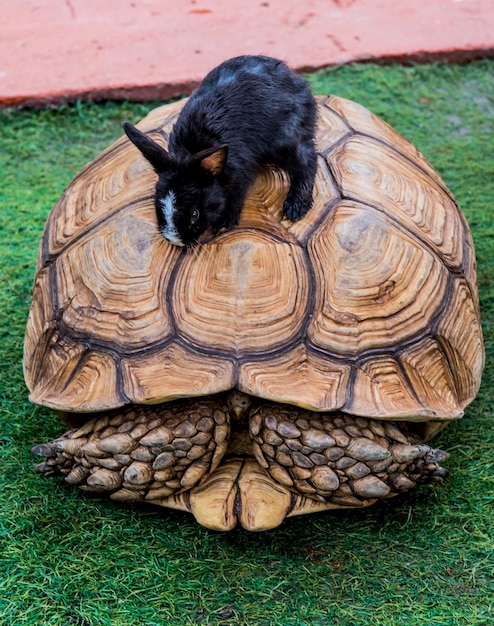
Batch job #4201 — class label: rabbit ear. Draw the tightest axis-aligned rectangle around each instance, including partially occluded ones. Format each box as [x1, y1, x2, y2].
[195, 146, 228, 176]
[123, 122, 172, 173]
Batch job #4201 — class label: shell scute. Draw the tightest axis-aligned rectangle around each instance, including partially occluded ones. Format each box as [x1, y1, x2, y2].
[399, 337, 461, 418]
[120, 341, 235, 406]
[29, 340, 123, 411]
[238, 344, 351, 412]
[55, 205, 179, 352]
[306, 201, 449, 357]
[330, 135, 465, 269]
[435, 279, 484, 407]
[325, 95, 454, 196]
[345, 357, 431, 420]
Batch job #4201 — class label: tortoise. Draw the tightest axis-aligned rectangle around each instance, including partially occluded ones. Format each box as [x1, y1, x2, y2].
[25, 95, 484, 531]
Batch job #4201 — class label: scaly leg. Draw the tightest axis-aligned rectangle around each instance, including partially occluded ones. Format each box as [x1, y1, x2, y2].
[33, 398, 230, 502]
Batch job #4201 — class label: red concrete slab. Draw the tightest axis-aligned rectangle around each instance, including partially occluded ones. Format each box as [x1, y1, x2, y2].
[1, 0, 493, 107]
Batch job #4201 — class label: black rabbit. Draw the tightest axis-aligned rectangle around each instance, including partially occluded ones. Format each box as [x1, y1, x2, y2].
[124, 55, 317, 246]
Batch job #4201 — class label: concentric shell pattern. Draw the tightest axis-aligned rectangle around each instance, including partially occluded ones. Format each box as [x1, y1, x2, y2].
[24, 96, 484, 425]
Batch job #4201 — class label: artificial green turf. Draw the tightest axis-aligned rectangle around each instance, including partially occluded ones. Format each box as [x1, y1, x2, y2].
[0, 60, 493, 626]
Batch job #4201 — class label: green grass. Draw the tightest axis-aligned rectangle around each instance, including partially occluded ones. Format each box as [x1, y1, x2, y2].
[1, 60, 493, 626]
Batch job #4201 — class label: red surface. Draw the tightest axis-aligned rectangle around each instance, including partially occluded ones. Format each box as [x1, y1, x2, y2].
[1, 0, 493, 106]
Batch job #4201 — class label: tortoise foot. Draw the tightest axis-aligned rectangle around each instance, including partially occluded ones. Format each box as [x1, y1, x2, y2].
[250, 405, 449, 506]
[32, 398, 230, 502]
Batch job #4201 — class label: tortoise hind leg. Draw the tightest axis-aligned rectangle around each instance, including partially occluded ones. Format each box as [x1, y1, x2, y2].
[249, 405, 449, 507]
[32, 398, 230, 503]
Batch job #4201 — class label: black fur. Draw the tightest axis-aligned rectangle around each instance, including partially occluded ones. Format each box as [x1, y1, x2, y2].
[123, 55, 317, 246]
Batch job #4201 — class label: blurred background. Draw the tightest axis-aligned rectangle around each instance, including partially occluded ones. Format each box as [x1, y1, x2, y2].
[1, 0, 493, 106]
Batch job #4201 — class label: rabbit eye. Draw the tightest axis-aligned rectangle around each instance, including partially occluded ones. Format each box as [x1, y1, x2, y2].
[190, 209, 200, 225]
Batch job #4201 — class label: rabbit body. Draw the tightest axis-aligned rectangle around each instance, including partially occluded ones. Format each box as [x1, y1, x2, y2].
[124, 55, 317, 246]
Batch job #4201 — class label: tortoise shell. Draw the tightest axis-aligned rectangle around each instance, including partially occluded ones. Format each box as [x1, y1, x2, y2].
[24, 96, 483, 426]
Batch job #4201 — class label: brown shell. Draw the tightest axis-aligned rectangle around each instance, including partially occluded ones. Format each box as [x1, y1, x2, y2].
[24, 96, 484, 422]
